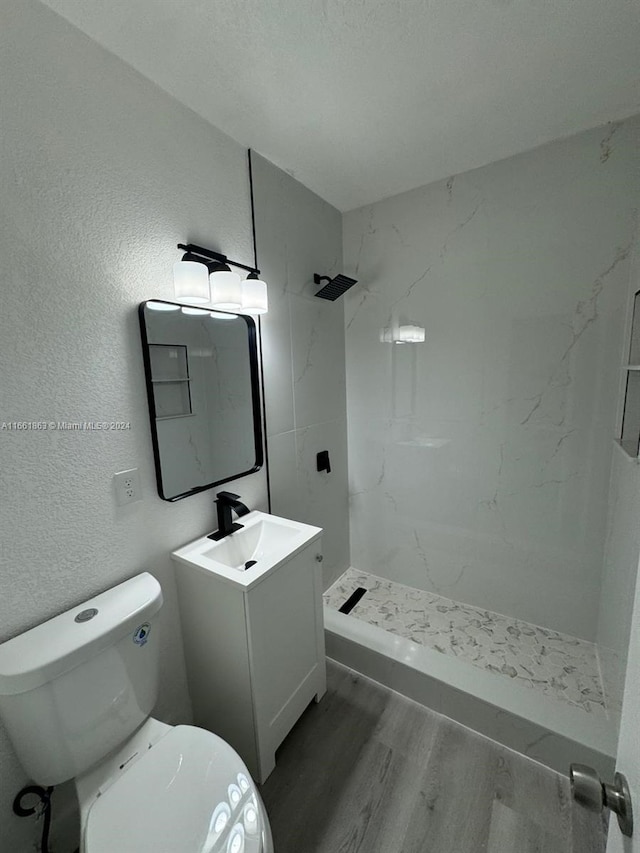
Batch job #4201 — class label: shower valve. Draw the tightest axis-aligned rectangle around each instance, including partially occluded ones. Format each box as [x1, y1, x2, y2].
[570, 763, 633, 837]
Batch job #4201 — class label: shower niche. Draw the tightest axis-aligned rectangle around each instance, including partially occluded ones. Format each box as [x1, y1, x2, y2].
[620, 289, 640, 457]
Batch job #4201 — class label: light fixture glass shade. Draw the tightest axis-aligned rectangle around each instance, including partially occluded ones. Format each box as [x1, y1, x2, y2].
[397, 324, 426, 343]
[210, 268, 242, 310]
[242, 274, 268, 315]
[181, 306, 208, 315]
[173, 260, 210, 304]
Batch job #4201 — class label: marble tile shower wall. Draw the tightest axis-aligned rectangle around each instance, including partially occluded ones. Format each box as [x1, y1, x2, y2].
[342, 118, 640, 641]
[251, 154, 350, 588]
[594, 232, 640, 726]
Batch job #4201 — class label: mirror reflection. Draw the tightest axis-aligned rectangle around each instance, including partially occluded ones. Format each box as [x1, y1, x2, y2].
[139, 301, 263, 501]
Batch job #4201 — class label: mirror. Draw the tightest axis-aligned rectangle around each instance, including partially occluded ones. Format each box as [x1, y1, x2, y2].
[139, 300, 263, 501]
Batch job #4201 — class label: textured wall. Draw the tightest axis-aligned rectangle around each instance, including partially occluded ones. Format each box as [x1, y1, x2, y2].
[38, 0, 640, 212]
[597, 232, 640, 732]
[0, 2, 268, 849]
[251, 154, 350, 588]
[343, 118, 640, 640]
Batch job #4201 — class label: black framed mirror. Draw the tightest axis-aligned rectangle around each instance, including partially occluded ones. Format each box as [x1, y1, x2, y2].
[139, 300, 263, 501]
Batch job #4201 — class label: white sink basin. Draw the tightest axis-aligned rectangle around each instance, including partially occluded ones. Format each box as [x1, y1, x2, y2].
[172, 511, 322, 589]
[202, 517, 300, 570]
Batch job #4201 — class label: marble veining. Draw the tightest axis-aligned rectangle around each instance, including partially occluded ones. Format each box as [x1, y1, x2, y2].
[342, 119, 640, 640]
[324, 568, 607, 716]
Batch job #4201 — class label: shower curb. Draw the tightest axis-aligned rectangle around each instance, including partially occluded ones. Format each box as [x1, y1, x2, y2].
[324, 605, 616, 780]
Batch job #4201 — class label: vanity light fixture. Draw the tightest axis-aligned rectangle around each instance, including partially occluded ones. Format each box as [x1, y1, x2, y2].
[147, 301, 180, 312]
[173, 243, 268, 314]
[181, 306, 208, 315]
[399, 324, 426, 343]
[173, 254, 210, 304]
[379, 324, 426, 344]
[209, 262, 242, 310]
[242, 272, 268, 315]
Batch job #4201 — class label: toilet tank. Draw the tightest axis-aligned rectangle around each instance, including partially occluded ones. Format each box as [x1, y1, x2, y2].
[0, 573, 163, 786]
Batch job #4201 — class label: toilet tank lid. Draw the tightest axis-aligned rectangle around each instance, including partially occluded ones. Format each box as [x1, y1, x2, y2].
[0, 573, 163, 696]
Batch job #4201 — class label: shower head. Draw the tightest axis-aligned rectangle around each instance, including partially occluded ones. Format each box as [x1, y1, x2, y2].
[313, 272, 358, 301]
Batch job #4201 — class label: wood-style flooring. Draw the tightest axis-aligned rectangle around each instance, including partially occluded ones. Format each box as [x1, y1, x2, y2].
[260, 661, 607, 853]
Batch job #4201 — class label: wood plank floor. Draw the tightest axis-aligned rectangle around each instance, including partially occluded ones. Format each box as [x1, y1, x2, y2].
[260, 661, 607, 853]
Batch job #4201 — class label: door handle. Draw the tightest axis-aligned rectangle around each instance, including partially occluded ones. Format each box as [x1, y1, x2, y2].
[570, 764, 633, 837]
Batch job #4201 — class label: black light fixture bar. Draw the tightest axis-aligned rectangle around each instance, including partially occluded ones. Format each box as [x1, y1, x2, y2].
[177, 243, 260, 276]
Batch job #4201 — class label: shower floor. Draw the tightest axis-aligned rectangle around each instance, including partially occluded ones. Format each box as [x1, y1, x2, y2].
[324, 568, 607, 717]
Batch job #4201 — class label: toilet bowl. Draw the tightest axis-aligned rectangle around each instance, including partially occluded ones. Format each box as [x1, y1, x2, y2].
[75, 719, 273, 853]
[0, 573, 274, 853]
[78, 721, 273, 853]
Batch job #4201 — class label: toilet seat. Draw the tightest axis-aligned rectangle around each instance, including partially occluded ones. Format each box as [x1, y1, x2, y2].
[83, 725, 271, 853]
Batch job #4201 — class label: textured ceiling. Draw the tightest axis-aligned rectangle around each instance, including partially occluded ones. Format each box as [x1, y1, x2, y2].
[40, 0, 640, 210]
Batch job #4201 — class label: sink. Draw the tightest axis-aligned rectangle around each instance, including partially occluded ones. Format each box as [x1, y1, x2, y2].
[172, 511, 322, 589]
[202, 518, 300, 570]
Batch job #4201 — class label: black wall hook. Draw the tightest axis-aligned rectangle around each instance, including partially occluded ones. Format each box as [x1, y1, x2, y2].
[317, 450, 331, 473]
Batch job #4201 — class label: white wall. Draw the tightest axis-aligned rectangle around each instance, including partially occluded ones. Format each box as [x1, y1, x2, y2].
[605, 549, 640, 853]
[343, 118, 640, 640]
[597, 232, 640, 730]
[0, 2, 270, 849]
[0, 6, 346, 849]
[251, 154, 350, 588]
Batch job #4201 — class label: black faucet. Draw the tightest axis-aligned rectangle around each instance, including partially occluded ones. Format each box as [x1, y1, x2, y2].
[208, 491, 250, 541]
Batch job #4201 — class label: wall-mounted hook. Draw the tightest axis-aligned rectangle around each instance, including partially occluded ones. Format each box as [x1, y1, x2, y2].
[316, 450, 331, 473]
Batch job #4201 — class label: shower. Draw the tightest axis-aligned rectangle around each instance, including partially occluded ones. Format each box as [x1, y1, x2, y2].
[313, 272, 358, 300]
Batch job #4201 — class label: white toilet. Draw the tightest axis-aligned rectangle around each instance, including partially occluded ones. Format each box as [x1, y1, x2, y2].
[0, 572, 274, 853]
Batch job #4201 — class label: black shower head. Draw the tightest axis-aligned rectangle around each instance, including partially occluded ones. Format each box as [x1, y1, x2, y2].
[313, 273, 358, 301]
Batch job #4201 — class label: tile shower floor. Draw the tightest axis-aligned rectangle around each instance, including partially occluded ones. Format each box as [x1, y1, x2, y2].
[324, 568, 607, 716]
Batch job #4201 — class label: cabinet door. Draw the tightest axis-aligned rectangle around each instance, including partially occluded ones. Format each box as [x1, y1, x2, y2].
[245, 546, 323, 762]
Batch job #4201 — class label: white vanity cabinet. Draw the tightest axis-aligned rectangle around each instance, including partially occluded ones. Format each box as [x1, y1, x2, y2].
[172, 513, 326, 783]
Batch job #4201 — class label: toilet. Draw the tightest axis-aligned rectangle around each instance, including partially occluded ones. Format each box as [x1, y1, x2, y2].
[0, 572, 274, 853]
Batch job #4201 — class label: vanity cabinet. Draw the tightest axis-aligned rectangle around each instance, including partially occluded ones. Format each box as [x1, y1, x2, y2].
[173, 533, 326, 783]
